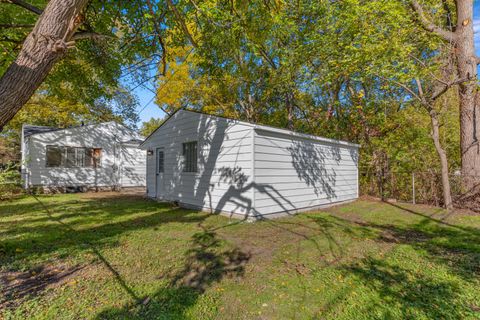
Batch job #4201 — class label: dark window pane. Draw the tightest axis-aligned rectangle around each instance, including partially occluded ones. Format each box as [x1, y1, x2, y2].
[182, 141, 197, 172]
[46, 146, 63, 167]
[85, 149, 94, 167]
[76, 148, 85, 167]
[65, 147, 76, 167]
[158, 151, 164, 173]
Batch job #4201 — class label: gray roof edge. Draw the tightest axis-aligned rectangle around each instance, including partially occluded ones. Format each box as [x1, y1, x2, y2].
[22, 124, 59, 137]
[22, 121, 142, 139]
[253, 125, 361, 148]
[141, 109, 360, 148]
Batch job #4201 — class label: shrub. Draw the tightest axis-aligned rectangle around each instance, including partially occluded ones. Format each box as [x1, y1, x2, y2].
[0, 164, 23, 200]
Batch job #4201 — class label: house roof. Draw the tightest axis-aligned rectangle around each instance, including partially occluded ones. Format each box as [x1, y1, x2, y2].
[22, 125, 59, 137]
[22, 122, 143, 141]
[140, 109, 360, 148]
[121, 138, 144, 145]
[23, 122, 111, 138]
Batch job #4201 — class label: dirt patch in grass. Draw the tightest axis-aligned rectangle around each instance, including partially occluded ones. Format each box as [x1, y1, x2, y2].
[378, 227, 431, 244]
[218, 222, 318, 266]
[0, 263, 86, 309]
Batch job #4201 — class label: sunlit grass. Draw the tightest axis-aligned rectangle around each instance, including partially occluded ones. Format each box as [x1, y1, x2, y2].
[1, 194, 479, 319]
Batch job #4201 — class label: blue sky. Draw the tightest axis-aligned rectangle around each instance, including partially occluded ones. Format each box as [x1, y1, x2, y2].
[133, 83, 165, 126]
[132, 3, 480, 126]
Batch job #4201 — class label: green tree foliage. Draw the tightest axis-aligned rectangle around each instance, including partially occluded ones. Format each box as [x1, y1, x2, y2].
[154, 0, 460, 203]
[140, 117, 165, 137]
[1, 0, 463, 203]
[0, 93, 132, 166]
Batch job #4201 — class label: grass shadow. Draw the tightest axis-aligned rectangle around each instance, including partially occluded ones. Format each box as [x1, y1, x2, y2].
[95, 222, 250, 319]
[0, 194, 209, 310]
[342, 257, 475, 319]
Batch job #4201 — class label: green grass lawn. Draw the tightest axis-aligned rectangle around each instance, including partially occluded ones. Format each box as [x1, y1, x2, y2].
[1, 193, 479, 320]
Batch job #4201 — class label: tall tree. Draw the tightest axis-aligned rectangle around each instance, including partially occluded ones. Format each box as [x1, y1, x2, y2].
[0, 0, 200, 131]
[411, 0, 480, 190]
[0, 0, 90, 130]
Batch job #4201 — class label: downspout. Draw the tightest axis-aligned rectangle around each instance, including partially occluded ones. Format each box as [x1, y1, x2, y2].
[20, 125, 28, 189]
[113, 134, 120, 191]
[250, 126, 256, 218]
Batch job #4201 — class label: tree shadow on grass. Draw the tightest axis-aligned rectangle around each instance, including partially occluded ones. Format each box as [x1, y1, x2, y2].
[0, 194, 209, 310]
[0, 195, 206, 268]
[341, 257, 476, 319]
[376, 202, 480, 280]
[95, 222, 251, 319]
[308, 203, 480, 318]
[310, 202, 480, 281]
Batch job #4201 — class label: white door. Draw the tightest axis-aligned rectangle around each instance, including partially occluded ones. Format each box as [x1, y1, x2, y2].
[155, 148, 164, 198]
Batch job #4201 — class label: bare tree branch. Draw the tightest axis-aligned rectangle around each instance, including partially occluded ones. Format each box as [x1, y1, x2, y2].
[71, 31, 110, 41]
[1, 0, 43, 15]
[410, 0, 456, 42]
[431, 76, 470, 101]
[379, 76, 422, 103]
[146, 0, 167, 76]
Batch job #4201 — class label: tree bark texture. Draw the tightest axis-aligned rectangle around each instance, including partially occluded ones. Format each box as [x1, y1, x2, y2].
[429, 109, 454, 209]
[454, 0, 480, 190]
[0, 0, 89, 131]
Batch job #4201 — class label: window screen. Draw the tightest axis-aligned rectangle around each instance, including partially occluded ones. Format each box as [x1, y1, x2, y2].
[182, 141, 197, 172]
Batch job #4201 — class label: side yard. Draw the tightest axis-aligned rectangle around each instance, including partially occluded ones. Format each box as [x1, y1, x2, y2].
[1, 193, 479, 319]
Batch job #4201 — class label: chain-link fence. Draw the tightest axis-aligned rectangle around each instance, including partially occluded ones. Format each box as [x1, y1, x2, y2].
[359, 170, 480, 211]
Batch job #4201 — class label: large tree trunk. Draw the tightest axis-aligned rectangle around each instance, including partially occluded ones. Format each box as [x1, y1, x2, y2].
[429, 109, 453, 209]
[455, 0, 480, 190]
[0, 0, 89, 131]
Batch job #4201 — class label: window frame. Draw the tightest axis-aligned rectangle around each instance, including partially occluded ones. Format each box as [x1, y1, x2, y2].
[157, 148, 164, 173]
[45, 145, 64, 167]
[45, 146, 102, 168]
[182, 141, 198, 173]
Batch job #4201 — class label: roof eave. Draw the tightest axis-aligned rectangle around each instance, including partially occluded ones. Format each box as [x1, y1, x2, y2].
[253, 125, 360, 148]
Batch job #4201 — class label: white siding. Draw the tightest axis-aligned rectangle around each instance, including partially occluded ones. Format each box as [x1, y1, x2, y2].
[142, 110, 359, 219]
[24, 122, 146, 188]
[142, 110, 254, 217]
[120, 144, 147, 187]
[252, 129, 359, 216]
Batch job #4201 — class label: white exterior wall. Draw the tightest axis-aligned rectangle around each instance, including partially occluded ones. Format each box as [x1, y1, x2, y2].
[120, 144, 147, 187]
[252, 129, 359, 217]
[142, 110, 254, 217]
[23, 122, 146, 188]
[142, 110, 359, 219]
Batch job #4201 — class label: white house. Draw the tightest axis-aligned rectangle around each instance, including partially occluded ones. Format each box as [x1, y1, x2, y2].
[140, 109, 359, 219]
[21, 122, 146, 192]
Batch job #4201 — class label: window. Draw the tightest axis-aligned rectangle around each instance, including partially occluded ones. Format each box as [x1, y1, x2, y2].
[157, 150, 164, 173]
[182, 141, 197, 172]
[45, 146, 102, 168]
[66, 147, 76, 167]
[90, 148, 102, 168]
[46, 146, 63, 167]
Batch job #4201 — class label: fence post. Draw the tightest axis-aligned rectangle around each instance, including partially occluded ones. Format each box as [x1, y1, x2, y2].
[412, 172, 416, 205]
